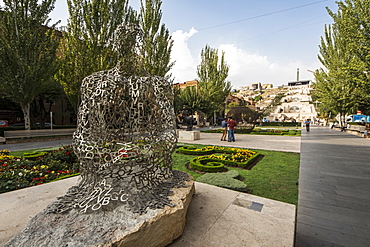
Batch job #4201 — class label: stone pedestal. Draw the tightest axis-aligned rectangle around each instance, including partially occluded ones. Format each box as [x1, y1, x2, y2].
[177, 130, 200, 141]
[5, 174, 194, 247]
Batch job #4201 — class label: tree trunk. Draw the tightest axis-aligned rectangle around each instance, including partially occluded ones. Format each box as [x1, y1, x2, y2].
[21, 103, 31, 130]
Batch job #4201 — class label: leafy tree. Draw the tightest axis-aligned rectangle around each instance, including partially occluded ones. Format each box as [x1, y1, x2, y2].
[0, 0, 60, 130]
[58, 0, 173, 112]
[314, 0, 370, 122]
[196, 45, 231, 118]
[31, 79, 64, 128]
[331, 0, 370, 115]
[225, 102, 239, 116]
[57, 0, 135, 112]
[227, 106, 260, 123]
[254, 95, 263, 102]
[140, 0, 174, 78]
[175, 86, 202, 115]
[260, 93, 285, 120]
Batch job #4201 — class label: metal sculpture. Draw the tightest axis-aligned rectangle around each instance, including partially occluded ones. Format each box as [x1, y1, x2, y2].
[48, 23, 188, 214]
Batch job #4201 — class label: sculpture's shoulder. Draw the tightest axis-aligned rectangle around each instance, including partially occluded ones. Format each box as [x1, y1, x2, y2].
[135, 75, 171, 88]
[81, 68, 122, 88]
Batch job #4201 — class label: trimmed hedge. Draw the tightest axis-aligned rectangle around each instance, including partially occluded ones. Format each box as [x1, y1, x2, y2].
[258, 122, 301, 127]
[197, 170, 247, 191]
[190, 152, 260, 172]
[23, 151, 49, 160]
[190, 158, 225, 172]
[177, 145, 257, 156]
[181, 146, 260, 173]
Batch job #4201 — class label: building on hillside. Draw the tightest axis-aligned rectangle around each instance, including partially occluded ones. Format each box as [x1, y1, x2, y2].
[262, 80, 317, 122]
[173, 80, 198, 90]
[225, 94, 246, 106]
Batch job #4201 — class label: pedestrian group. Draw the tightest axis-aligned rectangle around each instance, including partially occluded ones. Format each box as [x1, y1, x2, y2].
[221, 117, 237, 142]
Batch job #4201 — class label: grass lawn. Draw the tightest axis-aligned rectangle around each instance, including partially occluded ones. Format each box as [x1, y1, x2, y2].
[173, 143, 300, 206]
[8, 144, 300, 206]
[9, 147, 65, 157]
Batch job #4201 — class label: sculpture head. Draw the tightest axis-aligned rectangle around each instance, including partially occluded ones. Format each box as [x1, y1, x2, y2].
[113, 22, 142, 55]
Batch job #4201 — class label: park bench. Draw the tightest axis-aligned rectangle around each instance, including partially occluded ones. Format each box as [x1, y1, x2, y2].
[334, 125, 368, 138]
[3, 128, 76, 144]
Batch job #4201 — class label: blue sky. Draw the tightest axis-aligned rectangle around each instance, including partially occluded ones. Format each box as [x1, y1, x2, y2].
[3, 0, 339, 88]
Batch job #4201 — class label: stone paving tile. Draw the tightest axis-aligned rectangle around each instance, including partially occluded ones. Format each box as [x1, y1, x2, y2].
[296, 223, 369, 247]
[298, 205, 370, 229]
[296, 127, 370, 247]
[297, 214, 356, 235]
[295, 233, 346, 247]
[322, 191, 370, 206]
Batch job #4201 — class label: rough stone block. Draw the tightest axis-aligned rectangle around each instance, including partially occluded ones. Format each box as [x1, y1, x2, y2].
[5, 178, 195, 247]
[178, 130, 200, 141]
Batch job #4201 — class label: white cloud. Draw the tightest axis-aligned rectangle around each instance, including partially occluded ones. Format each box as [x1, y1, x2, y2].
[170, 28, 198, 83]
[218, 44, 316, 88]
[169, 29, 317, 88]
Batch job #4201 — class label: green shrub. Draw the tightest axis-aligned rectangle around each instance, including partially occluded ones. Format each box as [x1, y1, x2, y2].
[190, 158, 226, 172]
[197, 170, 247, 191]
[259, 122, 300, 127]
[189, 149, 260, 172]
[250, 131, 284, 135]
[23, 151, 49, 160]
[177, 145, 217, 155]
[178, 146, 260, 173]
[177, 146, 257, 156]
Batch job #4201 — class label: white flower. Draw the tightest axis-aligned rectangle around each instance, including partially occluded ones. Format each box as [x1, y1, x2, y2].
[18, 173, 23, 176]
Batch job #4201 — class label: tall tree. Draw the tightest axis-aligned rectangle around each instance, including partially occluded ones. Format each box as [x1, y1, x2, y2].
[314, 24, 362, 124]
[140, 0, 174, 78]
[57, 0, 135, 112]
[176, 86, 202, 115]
[196, 45, 231, 118]
[0, 0, 60, 130]
[314, 0, 370, 121]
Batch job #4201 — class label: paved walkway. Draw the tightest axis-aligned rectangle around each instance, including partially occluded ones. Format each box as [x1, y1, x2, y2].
[296, 127, 370, 247]
[0, 139, 72, 152]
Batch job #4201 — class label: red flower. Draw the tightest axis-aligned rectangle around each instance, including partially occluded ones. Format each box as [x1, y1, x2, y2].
[2, 163, 7, 166]
[45, 170, 51, 173]
[65, 152, 71, 155]
[37, 183, 42, 185]
[32, 178, 39, 181]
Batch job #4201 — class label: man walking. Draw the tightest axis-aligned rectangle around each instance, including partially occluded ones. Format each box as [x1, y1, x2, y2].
[227, 117, 237, 142]
[305, 119, 311, 132]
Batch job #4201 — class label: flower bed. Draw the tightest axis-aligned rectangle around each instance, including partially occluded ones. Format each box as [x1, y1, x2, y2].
[177, 146, 260, 173]
[0, 146, 79, 193]
[178, 145, 257, 156]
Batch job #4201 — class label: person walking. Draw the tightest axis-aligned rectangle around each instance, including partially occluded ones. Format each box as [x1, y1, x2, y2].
[227, 117, 237, 142]
[221, 118, 227, 141]
[305, 119, 311, 132]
